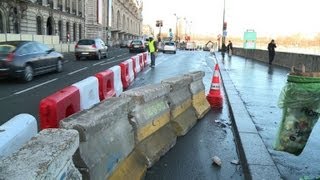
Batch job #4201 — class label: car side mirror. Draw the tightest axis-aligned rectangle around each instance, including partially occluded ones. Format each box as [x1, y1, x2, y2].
[47, 48, 55, 54]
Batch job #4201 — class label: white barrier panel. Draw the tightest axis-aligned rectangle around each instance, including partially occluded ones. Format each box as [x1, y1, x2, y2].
[72, 76, 100, 110]
[133, 55, 141, 73]
[126, 59, 135, 83]
[109, 65, 123, 97]
[147, 52, 151, 65]
[0, 114, 37, 159]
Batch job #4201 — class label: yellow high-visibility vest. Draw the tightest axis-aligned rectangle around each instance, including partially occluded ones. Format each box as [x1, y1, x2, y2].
[148, 40, 155, 53]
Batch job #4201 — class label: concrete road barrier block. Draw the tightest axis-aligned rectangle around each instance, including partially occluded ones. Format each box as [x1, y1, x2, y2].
[121, 83, 171, 143]
[0, 129, 80, 180]
[108, 150, 147, 180]
[109, 65, 123, 96]
[0, 114, 37, 159]
[162, 75, 198, 136]
[184, 71, 210, 119]
[171, 107, 197, 136]
[72, 76, 100, 110]
[136, 123, 177, 167]
[60, 97, 135, 180]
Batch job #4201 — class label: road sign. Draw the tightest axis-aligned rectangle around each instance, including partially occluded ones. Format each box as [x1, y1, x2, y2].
[244, 30, 256, 41]
[223, 30, 227, 37]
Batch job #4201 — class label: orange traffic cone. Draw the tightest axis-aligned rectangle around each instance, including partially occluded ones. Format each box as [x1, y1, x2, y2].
[207, 64, 223, 108]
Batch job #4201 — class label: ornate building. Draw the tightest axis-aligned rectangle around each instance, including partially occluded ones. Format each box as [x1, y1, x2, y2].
[110, 0, 143, 45]
[0, 0, 85, 43]
[0, 0, 143, 45]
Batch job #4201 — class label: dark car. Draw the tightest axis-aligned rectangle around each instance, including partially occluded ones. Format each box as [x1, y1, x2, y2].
[128, 39, 147, 53]
[0, 41, 63, 82]
[75, 38, 108, 60]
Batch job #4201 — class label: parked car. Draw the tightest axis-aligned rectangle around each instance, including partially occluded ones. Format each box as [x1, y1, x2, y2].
[120, 40, 128, 48]
[163, 41, 176, 54]
[128, 39, 147, 53]
[0, 41, 63, 82]
[75, 38, 108, 60]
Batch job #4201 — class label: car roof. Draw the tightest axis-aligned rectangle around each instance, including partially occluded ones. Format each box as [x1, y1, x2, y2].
[0, 41, 35, 48]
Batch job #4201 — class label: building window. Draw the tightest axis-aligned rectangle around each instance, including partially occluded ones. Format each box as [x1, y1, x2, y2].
[48, 0, 54, 8]
[0, 10, 4, 33]
[58, 0, 63, 11]
[73, 23, 76, 41]
[36, 16, 42, 35]
[65, 0, 70, 12]
[79, 24, 82, 40]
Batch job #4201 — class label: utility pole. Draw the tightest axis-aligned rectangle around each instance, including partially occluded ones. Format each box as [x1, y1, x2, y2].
[221, 0, 226, 48]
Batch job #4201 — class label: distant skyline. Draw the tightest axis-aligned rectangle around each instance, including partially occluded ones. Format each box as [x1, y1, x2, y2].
[142, 0, 319, 38]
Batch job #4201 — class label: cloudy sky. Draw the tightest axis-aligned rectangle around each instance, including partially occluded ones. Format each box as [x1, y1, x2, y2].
[142, 0, 319, 38]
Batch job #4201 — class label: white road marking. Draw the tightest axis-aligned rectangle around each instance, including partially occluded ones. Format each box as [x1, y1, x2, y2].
[116, 55, 122, 57]
[14, 78, 58, 95]
[68, 67, 88, 75]
[108, 57, 115, 60]
[93, 61, 106, 66]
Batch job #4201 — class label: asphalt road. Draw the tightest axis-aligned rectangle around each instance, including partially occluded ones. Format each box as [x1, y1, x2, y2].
[0, 47, 138, 126]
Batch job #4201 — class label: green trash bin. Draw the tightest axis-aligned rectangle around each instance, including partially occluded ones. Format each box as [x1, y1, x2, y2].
[274, 73, 320, 155]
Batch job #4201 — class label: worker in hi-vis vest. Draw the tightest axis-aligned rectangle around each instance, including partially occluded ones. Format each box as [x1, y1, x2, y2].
[147, 37, 158, 68]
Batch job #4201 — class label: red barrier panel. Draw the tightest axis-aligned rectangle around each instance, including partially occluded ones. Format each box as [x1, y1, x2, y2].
[139, 54, 144, 70]
[39, 86, 80, 130]
[131, 57, 138, 78]
[119, 61, 130, 89]
[95, 70, 116, 101]
[143, 52, 148, 66]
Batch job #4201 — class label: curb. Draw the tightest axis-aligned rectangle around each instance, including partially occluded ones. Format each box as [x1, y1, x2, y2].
[217, 59, 282, 180]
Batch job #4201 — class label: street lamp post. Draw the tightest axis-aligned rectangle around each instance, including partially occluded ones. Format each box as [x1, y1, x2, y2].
[221, 0, 226, 47]
[174, 13, 179, 42]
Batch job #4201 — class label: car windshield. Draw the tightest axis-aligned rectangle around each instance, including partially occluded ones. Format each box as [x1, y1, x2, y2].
[0, 45, 16, 54]
[165, 42, 175, 46]
[78, 39, 95, 45]
[131, 40, 142, 45]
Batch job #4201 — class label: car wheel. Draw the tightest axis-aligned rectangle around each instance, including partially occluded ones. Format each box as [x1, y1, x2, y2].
[23, 65, 33, 82]
[56, 59, 63, 72]
[75, 55, 81, 60]
[96, 52, 101, 60]
[174, 51, 176, 54]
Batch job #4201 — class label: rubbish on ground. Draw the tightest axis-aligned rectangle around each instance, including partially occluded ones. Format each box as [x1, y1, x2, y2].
[230, 159, 239, 165]
[212, 156, 222, 166]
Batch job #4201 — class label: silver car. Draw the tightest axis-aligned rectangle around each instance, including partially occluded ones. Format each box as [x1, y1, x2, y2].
[75, 38, 108, 60]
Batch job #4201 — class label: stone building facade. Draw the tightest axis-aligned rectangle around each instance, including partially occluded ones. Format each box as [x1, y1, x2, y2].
[0, 0, 143, 46]
[109, 0, 143, 46]
[0, 0, 85, 43]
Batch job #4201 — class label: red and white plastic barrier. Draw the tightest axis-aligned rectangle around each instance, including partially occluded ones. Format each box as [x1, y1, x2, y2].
[0, 114, 37, 159]
[95, 70, 116, 101]
[143, 52, 148, 67]
[109, 65, 123, 97]
[132, 56, 141, 77]
[119, 61, 131, 89]
[39, 86, 81, 129]
[72, 76, 100, 110]
[138, 53, 144, 70]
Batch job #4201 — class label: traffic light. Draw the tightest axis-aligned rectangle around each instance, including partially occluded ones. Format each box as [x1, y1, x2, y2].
[156, 20, 163, 27]
[223, 22, 227, 30]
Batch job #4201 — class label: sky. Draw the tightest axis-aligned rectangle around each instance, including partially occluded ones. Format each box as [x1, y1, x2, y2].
[142, 0, 319, 38]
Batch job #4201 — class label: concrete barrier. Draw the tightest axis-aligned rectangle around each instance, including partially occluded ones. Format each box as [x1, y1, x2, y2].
[72, 76, 100, 110]
[233, 48, 320, 71]
[162, 75, 198, 136]
[60, 97, 136, 179]
[0, 114, 37, 159]
[121, 83, 177, 167]
[184, 71, 210, 119]
[0, 129, 81, 179]
[109, 65, 123, 96]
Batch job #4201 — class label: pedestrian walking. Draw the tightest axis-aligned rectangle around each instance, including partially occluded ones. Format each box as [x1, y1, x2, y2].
[148, 37, 158, 68]
[227, 40, 233, 57]
[268, 39, 277, 65]
[221, 43, 227, 59]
